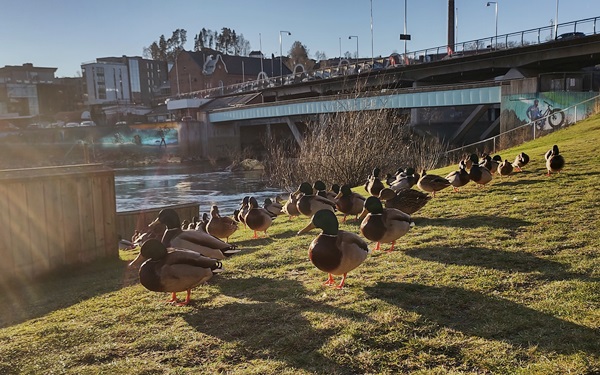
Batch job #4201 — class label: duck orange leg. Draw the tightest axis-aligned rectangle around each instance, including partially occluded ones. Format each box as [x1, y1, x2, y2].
[323, 274, 336, 286]
[253, 230, 258, 238]
[174, 290, 192, 306]
[387, 241, 395, 252]
[374, 242, 381, 251]
[336, 273, 348, 289]
[166, 292, 178, 303]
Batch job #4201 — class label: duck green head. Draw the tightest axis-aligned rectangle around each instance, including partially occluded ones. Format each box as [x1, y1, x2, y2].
[469, 153, 479, 164]
[153, 208, 181, 229]
[140, 239, 168, 260]
[364, 196, 384, 214]
[552, 144, 560, 155]
[297, 182, 314, 195]
[372, 168, 381, 177]
[241, 196, 250, 206]
[340, 184, 353, 196]
[331, 184, 340, 194]
[492, 155, 502, 162]
[313, 180, 327, 191]
[312, 209, 339, 235]
[264, 198, 273, 205]
[249, 197, 259, 208]
[405, 167, 415, 175]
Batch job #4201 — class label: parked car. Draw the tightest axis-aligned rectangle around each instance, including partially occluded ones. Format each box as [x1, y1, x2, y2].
[80, 120, 96, 126]
[555, 32, 585, 41]
[65, 122, 80, 127]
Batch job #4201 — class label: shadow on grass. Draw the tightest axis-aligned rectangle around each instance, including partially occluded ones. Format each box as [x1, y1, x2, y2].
[417, 215, 532, 229]
[0, 257, 135, 328]
[404, 246, 598, 282]
[365, 282, 600, 355]
[183, 277, 362, 375]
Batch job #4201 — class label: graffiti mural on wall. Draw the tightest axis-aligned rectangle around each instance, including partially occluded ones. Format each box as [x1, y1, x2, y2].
[97, 122, 179, 148]
[502, 92, 597, 131]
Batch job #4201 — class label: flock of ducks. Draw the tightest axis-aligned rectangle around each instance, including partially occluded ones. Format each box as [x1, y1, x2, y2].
[128, 145, 565, 305]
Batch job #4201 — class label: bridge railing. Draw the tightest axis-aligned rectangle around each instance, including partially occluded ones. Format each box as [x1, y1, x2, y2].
[172, 16, 599, 101]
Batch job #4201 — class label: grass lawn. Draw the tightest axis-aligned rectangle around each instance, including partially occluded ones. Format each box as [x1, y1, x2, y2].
[1, 116, 599, 374]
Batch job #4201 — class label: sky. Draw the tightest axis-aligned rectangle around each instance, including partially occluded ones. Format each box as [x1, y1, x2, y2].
[1, 0, 597, 78]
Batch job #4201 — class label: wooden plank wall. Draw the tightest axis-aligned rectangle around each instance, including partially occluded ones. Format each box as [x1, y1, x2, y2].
[0, 164, 117, 283]
[116, 203, 200, 243]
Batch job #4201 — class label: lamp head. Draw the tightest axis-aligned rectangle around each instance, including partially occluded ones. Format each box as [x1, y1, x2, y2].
[486, 2, 492, 6]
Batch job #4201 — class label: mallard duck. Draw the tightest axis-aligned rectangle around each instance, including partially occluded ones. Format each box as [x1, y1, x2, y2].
[463, 154, 477, 170]
[206, 205, 238, 242]
[365, 168, 385, 197]
[282, 192, 300, 219]
[359, 196, 414, 251]
[236, 196, 250, 228]
[378, 187, 431, 215]
[128, 239, 223, 306]
[330, 184, 341, 197]
[417, 169, 451, 197]
[149, 209, 240, 260]
[468, 154, 493, 187]
[244, 197, 273, 238]
[512, 152, 530, 172]
[295, 182, 337, 234]
[497, 159, 514, 177]
[445, 160, 470, 192]
[334, 184, 366, 222]
[307, 209, 369, 289]
[480, 154, 501, 175]
[294, 182, 336, 217]
[263, 197, 283, 218]
[389, 167, 419, 191]
[545, 144, 565, 176]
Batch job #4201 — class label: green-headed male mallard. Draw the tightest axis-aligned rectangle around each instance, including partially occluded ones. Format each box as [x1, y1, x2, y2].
[334, 184, 366, 222]
[206, 205, 238, 242]
[308, 209, 369, 289]
[365, 168, 385, 197]
[468, 154, 493, 187]
[417, 169, 451, 197]
[445, 160, 470, 192]
[359, 196, 414, 252]
[389, 167, 419, 191]
[244, 197, 273, 238]
[512, 152, 530, 172]
[129, 239, 222, 306]
[545, 144, 565, 176]
[236, 196, 250, 228]
[149, 208, 240, 260]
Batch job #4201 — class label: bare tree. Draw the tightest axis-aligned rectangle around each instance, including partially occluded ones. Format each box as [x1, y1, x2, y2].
[263, 99, 447, 190]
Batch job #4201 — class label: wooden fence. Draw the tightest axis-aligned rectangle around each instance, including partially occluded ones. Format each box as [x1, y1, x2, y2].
[0, 164, 117, 282]
[116, 203, 200, 243]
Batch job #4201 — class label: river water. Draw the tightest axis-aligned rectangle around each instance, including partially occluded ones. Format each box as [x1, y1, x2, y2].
[114, 164, 285, 216]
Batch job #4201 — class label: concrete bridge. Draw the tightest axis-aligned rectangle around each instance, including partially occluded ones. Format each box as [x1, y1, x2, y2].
[171, 27, 600, 159]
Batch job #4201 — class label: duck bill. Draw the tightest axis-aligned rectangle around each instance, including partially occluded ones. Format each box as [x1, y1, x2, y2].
[358, 207, 368, 221]
[334, 191, 343, 200]
[128, 252, 146, 268]
[148, 217, 160, 228]
[297, 221, 316, 235]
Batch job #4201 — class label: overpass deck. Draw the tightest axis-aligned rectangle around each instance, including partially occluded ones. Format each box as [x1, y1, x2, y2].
[208, 82, 502, 123]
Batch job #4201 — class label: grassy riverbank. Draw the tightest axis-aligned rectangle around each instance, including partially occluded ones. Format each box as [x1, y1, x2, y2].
[1, 116, 599, 374]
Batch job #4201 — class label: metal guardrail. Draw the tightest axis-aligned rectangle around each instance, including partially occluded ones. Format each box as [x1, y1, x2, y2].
[443, 94, 600, 159]
[171, 16, 599, 101]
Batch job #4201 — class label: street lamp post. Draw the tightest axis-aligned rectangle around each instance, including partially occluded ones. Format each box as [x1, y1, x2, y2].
[174, 50, 181, 96]
[486, 2, 498, 49]
[339, 37, 342, 59]
[279, 30, 291, 83]
[554, 0, 559, 39]
[349, 35, 358, 60]
[370, 0, 374, 64]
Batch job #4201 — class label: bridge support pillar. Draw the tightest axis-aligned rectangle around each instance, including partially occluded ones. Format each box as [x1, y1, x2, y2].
[285, 117, 303, 147]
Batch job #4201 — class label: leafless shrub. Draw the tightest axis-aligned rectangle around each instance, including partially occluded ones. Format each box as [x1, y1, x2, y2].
[263, 107, 448, 189]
